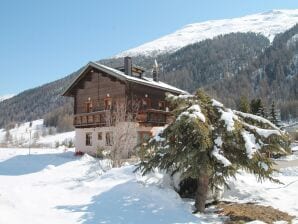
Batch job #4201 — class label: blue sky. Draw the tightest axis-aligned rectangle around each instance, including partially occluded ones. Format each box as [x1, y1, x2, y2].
[1, 0, 298, 95]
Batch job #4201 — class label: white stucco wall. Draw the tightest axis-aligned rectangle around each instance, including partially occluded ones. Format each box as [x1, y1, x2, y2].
[75, 123, 155, 158]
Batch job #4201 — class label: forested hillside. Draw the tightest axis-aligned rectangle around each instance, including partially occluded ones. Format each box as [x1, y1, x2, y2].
[0, 72, 77, 129]
[0, 27, 297, 129]
[204, 25, 298, 119]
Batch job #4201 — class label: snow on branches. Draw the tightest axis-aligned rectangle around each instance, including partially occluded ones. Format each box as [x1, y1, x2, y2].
[138, 90, 291, 212]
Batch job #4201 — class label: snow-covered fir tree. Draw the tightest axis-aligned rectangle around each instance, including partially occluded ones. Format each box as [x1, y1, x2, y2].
[138, 90, 290, 213]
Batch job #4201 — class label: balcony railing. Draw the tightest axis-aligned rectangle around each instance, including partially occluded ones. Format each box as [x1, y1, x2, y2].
[136, 109, 171, 126]
[74, 108, 172, 128]
[73, 110, 110, 128]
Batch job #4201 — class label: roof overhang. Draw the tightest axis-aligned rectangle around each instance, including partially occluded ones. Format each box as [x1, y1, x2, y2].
[62, 61, 188, 97]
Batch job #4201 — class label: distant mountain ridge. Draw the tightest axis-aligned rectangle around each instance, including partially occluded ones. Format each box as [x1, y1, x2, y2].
[0, 94, 15, 102]
[117, 9, 298, 57]
[0, 9, 298, 128]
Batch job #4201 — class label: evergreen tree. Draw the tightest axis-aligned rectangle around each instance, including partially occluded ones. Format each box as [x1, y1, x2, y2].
[138, 90, 290, 213]
[251, 98, 267, 118]
[250, 99, 261, 115]
[269, 101, 281, 127]
[237, 96, 250, 113]
[256, 102, 267, 118]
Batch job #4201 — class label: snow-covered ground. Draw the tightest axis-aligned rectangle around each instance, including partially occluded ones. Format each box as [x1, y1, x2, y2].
[117, 9, 298, 57]
[0, 147, 297, 223]
[0, 148, 211, 224]
[0, 119, 75, 148]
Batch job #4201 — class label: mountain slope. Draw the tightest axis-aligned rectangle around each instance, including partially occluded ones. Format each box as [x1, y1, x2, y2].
[204, 24, 298, 119]
[117, 9, 298, 57]
[0, 72, 78, 128]
[0, 94, 15, 102]
[1, 11, 298, 128]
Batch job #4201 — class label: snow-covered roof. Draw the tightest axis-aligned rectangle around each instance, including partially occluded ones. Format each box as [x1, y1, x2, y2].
[63, 61, 188, 96]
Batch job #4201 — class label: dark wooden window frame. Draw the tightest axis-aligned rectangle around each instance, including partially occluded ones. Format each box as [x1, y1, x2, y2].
[105, 132, 113, 146]
[86, 132, 92, 146]
[98, 132, 103, 141]
[104, 97, 112, 110]
[85, 101, 93, 113]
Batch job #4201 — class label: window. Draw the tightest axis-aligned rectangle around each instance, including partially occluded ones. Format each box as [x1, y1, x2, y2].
[86, 102, 93, 113]
[98, 132, 102, 140]
[141, 98, 151, 110]
[104, 97, 112, 110]
[86, 133, 92, 146]
[158, 101, 166, 110]
[105, 132, 113, 146]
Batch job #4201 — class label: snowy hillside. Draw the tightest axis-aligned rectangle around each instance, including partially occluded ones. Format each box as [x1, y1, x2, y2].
[0, 94, 15, 102]
[0, 119, 74, 148]
[0, 148, 297, 223]
[117, 9, 298, 57]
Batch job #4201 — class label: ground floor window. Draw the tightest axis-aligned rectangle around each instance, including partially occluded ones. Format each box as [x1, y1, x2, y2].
[86, 132, 92, 146]
[106, 132, 113, 146]
[98, 132, 102, 140]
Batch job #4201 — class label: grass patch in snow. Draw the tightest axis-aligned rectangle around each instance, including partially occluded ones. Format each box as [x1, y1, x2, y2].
[216, 202, 295, 224]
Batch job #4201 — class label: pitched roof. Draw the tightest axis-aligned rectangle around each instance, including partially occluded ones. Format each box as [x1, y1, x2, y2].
[63, 61, 188, 96]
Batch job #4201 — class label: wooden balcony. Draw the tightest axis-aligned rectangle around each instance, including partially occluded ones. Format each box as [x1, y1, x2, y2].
[74, 109, 172, 128]
[73, 110, 110, 128]
[136, 109, 171, 126]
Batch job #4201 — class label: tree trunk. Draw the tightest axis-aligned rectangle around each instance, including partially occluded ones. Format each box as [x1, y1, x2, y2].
[194, 174, 209, 213]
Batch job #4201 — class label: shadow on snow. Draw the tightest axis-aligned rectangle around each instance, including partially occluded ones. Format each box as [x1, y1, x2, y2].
[0, 151, 75, 176]
[56, 180, 201, 224]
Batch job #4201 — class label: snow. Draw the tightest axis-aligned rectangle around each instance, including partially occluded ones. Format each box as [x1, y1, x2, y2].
[212, 137, 231, 167]
[0, 148, 298, 223]
[242, 121, 282, 138]
[177, 104, 206, 123]
[241, 130, 261, 159]
[234, 110, 278, 129]
[0, 119, 75, 148]
[167, 93, 194, 101]
[151, 126, 166, 142]
[89, 62, 188, 95]
[0, 94, 15, 102]
[116, 9, 298, 57]
[258, 161, 269, 171]
[219, 108, 236, 132]
[212, 148, 231, 167]
[212, 99, 223, 107]
[37, 131, 75, 147]
[287, 33, 298, 47]
[0, 148, 218, 224]
[223, 167, 298, 223]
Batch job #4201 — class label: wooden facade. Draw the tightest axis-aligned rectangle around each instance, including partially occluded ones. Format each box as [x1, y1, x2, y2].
[64, 62, 184, 129]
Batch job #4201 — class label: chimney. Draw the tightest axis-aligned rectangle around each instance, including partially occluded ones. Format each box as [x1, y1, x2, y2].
[124, 56, 132, 76]
[153, 59, 159, 82]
